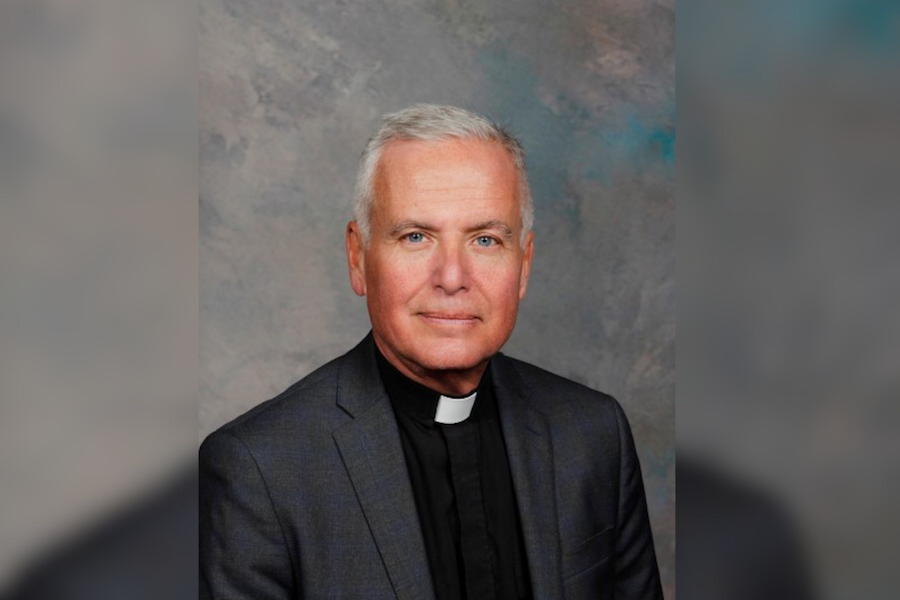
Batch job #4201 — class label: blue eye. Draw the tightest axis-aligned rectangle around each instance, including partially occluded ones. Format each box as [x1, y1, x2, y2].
[405, 232, 425, 243]
[476, 236, 496, 247]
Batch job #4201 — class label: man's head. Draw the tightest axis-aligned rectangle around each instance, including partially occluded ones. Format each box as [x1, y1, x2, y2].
[346, 105, 535, 395]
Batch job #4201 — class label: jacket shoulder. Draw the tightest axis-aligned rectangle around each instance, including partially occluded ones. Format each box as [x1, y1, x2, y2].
[493, 353, 636, 458]
[496, 353, 621, 416]
[201, 351, 347, 453]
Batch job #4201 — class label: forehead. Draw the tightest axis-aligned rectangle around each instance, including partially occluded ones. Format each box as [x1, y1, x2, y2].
[373, 138, 519, 218]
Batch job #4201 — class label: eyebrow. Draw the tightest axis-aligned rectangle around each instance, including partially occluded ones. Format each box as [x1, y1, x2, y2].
[471, 220, 514, 241]
[388, 221, 435, 237]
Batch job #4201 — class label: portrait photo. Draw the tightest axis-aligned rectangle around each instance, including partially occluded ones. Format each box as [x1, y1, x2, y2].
[199, 1, 674, 597]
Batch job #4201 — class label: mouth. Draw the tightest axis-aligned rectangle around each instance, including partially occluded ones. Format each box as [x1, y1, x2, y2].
[418, 312, 480, 326]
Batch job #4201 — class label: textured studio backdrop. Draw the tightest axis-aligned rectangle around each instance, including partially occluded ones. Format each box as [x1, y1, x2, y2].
[199, 0, 674, 595]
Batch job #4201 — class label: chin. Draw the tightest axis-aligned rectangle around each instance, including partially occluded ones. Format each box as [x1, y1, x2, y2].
[411, 340, 493, 373]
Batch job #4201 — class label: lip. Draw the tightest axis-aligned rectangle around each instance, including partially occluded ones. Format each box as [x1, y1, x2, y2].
[418, 312, 480, 324]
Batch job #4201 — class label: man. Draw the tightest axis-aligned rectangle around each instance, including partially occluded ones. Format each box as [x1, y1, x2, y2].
[200, 104, 663, 600]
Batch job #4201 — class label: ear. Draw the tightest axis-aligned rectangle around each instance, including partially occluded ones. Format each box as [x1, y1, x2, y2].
[518, 231, 534, 300]
[346, 221, 367, 296]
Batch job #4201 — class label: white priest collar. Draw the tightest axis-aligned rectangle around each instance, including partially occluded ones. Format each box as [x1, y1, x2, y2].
[434, 391, 477, 424]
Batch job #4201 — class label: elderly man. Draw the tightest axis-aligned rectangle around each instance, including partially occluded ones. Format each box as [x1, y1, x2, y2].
[200, 105, 663, 600]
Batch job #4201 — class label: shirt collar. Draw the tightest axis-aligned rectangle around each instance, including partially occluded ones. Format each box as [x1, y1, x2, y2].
[434, 391, 477, 425]
[375, 346, 492, 427]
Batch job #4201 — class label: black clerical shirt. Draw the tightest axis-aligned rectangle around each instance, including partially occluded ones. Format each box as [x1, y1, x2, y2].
[376, 349, 533, 600]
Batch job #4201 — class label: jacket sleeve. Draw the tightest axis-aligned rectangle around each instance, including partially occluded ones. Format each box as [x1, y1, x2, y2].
[200, 431, 294, 600]
[612, 402, 664, 600]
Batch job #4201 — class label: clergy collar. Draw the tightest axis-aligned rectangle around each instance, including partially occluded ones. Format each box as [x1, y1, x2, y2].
[375, 346, 492, 426]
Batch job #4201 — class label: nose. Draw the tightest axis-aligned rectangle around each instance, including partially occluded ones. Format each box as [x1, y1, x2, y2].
[432, 241, 469, 294]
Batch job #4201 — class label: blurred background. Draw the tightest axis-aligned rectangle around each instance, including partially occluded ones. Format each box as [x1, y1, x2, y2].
[679, 1, 900, 599]
[0, 0, 197, 596]
[198, 0, 675, 596]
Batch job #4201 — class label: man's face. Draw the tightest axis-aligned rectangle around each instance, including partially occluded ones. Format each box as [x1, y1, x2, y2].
[346, 138, 534, 394]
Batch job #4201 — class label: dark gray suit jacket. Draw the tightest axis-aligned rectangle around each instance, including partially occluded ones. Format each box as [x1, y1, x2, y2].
[200, 335, 663, 600]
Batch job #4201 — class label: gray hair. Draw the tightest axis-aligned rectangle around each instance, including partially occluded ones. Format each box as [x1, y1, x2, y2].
[353, 104, 534, 247]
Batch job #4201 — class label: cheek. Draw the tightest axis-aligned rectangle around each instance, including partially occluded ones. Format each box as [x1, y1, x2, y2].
[494, 262, 525, 292]
[480, 272, 525, 315]
[366, 262, 420, 310]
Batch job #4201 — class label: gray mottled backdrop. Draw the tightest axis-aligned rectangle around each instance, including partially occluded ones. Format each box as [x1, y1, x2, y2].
[200, 0, 674, 596]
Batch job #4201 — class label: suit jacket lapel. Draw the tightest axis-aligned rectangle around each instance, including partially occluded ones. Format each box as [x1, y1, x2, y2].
[332, 336, 436, 600]
[493, 355, 564, 600]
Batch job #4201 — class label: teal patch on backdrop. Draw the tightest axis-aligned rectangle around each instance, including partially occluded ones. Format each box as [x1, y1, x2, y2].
[477, 48, 675, 197]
